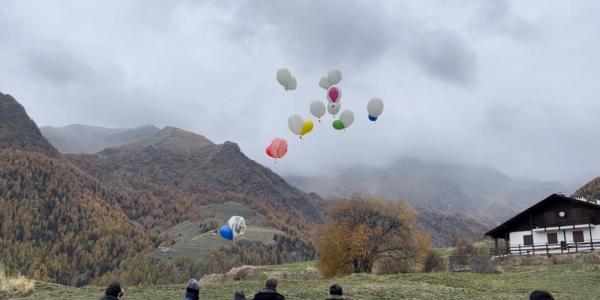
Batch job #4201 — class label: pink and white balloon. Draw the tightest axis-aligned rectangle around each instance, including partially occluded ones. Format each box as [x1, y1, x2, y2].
[327, 86, 341, 104]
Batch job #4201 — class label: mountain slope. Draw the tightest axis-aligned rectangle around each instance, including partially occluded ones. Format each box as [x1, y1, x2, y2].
[0, 93, 59, 156]
[65, 126, 323, 233]
[40, 124, 160, 154]
[0, 92, 152, 286]
[572, 177, 600, 201]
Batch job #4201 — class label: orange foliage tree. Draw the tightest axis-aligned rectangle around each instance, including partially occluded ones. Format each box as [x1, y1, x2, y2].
[315, 194, 430, 277]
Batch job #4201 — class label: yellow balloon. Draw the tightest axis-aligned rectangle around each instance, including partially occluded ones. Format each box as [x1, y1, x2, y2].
[300, 120, 314, 136]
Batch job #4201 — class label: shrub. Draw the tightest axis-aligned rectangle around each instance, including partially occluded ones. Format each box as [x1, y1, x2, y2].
[315, 194, 430, 277]
[453, 239, 476, 256]
[424, 251, 446, 272]
[0, 265, 34, 299]
[469, 255, 500, 274]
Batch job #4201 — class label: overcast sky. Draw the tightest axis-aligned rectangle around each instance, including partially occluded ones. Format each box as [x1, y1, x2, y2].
[1, 0, 599, 185]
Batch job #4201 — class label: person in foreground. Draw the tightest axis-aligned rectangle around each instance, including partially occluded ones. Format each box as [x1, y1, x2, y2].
[234, 290, 247, 300]
[326, 283, 349, 300]
[530, 290, 554, 300]
[253, 277, 285, 300]
[100, 282, 124, 300]
[184, 278, 201, 300]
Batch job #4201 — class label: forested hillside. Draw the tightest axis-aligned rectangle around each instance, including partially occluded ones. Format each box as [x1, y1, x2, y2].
[0, 92, 152, 286]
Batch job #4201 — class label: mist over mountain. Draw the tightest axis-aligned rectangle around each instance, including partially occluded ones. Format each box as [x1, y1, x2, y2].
[42, 124, 564, 246]
[287, 158, 570, 223]
[285, 158, 571, 246]
[41, 124, 160, 154]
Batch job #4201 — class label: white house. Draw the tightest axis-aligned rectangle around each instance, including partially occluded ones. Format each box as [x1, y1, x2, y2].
[486, 193, 600, 255]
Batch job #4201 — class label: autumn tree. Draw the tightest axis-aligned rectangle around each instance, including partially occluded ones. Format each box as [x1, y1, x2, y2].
[314, 194, 430, 278]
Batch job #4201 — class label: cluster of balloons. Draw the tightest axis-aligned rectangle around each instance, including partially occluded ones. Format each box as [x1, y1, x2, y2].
[312, 70, 355, 130]
[268, 67, 385, 161]
[219, 216, 246, 242]
[276, 68, 297, 91]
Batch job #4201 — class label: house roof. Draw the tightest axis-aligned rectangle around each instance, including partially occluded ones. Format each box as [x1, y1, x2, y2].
[485, 193, 600, 238]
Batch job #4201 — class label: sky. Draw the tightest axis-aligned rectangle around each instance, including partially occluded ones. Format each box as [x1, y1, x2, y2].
[1, 0, 599, 185]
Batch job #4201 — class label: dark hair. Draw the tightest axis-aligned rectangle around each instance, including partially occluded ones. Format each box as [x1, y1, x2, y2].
[265, 277, 278, 289]
[530, 290, 554, 300]
[330, 283, 343, 296]
[234, 290, 246, 300]
[106, 282, 122, 297]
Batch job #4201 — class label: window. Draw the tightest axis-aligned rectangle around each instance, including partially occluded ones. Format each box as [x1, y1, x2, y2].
[547, 232, 558, 244]
[523, 235, 533, 246]
[573, 231, 584, 243]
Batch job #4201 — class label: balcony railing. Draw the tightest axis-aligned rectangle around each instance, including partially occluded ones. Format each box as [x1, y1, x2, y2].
[530, 217, 597, 229]
[491, 239, 600, 256]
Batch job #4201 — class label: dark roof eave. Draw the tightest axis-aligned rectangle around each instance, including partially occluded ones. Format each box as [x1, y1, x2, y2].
[484, 193, 600, 238]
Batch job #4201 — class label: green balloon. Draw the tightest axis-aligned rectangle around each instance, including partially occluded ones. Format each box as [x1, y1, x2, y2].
[332, 120, 345, 130]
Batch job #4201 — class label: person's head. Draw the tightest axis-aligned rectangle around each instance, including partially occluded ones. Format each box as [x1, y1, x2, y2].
[329, 283, 343, 296]
[265, 277, 278, 290]
[234, 290, 246, 300]
[186, 278, 201, 295]
[106, 282, 123, 298]
[530, 290, 554, 300]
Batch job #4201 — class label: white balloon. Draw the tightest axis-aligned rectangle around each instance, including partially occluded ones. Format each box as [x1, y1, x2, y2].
[276, 68, 292, 89]
[327, 102, 341, 116]
[228, 216, 246, 239]
[339, 110, 355, 128]
[285, 76, 297, 91]
[319, 76, 330, 90]
[327, 69, 342, 85]
[310, 101, 326, 119]
[367, 98, 384, 117]
[288, 114, 304, 135]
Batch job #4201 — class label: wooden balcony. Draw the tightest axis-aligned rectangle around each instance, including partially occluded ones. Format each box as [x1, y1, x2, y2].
[491, 239, 600, 256]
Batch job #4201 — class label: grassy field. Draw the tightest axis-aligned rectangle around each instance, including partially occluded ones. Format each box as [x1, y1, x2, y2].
[14, 260, 600, 300]
[150, 202, 284, 261]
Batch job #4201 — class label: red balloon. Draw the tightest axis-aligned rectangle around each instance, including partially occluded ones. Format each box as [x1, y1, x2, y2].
[266, 138, 288, 159]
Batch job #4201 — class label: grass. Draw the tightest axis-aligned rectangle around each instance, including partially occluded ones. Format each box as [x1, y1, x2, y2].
[0, 265, 34, 299]
[150, 202, 285, 261]
[14, 261, 600, 299]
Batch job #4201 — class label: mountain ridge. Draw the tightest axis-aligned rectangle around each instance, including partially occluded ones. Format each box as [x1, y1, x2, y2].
[65, 126, 324, 231]
[0, 92, 60, 157]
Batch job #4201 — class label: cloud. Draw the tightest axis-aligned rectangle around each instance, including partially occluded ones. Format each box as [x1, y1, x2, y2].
[25, 42, 91, 86]
[230, 0, 478, 85]
[473, 0, 539, 40]
[409, 29, 478, 85]
[0, 0, 599, 185]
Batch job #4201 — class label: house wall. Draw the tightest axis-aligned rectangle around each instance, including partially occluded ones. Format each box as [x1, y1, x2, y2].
[508, 225, 600, 255]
